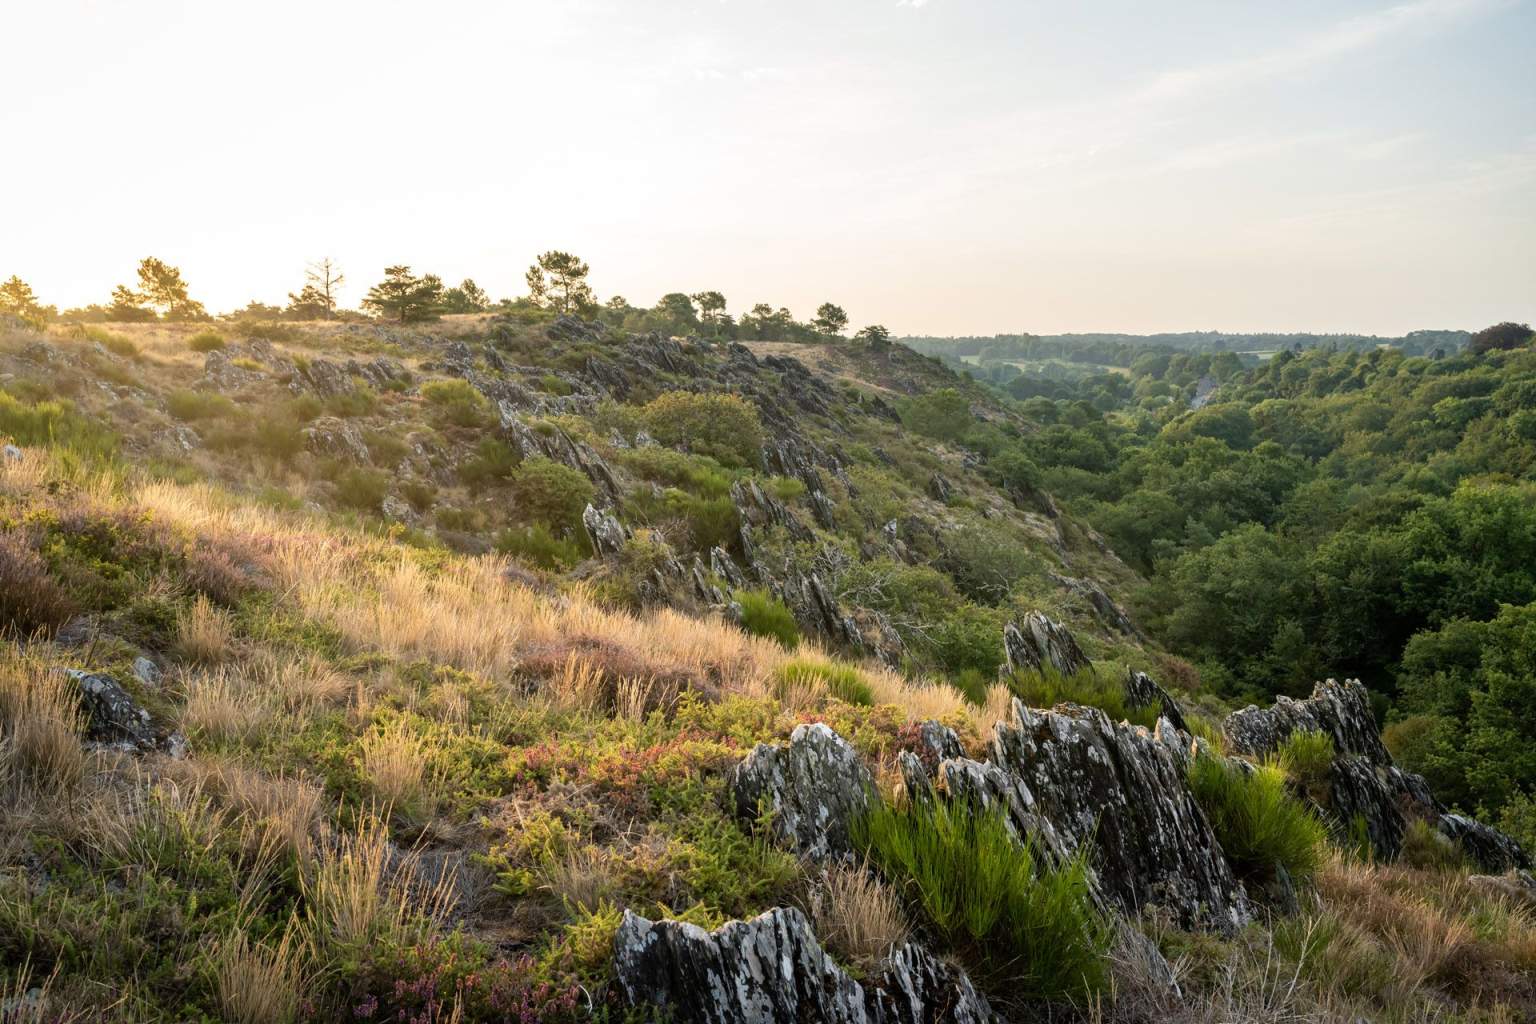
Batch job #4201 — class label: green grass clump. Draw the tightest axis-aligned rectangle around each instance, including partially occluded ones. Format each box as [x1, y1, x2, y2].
[186, 329, 226, 352]
[1188, 753, 1328, 883]
[774, 658, 874, 706]
[735, 590, 800, 649]
[0, 392, 116, 461]
[1007, 665, 1159, 729]
[1272, 729, 1335, 798]
[165, 388, 236, 421]
[855, 799, 1109, 1000]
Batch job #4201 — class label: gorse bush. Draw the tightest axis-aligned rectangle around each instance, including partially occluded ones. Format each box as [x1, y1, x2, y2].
[186, 330, 227, 352]
[639, 391, 763, 468]
[334, 466, 390, 512]
[774, 658, 873, 706]
[0, 392, 116, 459]
[734, 589, 799, 649]
[1007, 665, 1160, 728]
[1187, 753, 1328, 883]
[854, 798, 1109, 1000]
[496, 524, 587, 570]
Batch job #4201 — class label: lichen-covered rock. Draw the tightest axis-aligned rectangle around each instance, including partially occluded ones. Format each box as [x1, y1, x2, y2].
[614, 907, 996, 1024]
[1002, 611, 1092, 678]
[1125, 670, 1188, 733]
[68, 670, 182, 755]
[1052, 574, 1142, 638]
[582, 504, 629, 558]
[298, 358, 354, 397]
[499, 408, 621, 501]
[730, 723, 872, 863]
[991, 700, 1250, 931]
[730, 479, 810, 541]
[1224, 679, 1391, 763]
[1440, 813, 1529, 874]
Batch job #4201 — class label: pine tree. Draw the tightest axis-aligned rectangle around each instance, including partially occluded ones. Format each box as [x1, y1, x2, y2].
[361, 266, 443, 323]
[525, 251, 594, 315]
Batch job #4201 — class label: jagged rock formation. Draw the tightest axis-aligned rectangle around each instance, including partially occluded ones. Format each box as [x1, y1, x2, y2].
[729, 723, 873, 864]
[992, 701, 1250, 931]
[1224, 678, 1391, 764]
[1125, 670, 1188, 733]
[1002, 611, 1092, 678]
[498, 408, 621, 502]
[1224, 680, 1529, 872]
[614, 908, 996, 1024]
[1050, 573, 1142, 638]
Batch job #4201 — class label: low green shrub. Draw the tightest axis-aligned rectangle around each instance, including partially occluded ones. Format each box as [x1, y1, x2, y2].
[615, 447, 735, 498]
[325, 387, 377, 418]
[165, 389, 237, 421]
[509, 458, 594, 534]
[774, 658, 873, 706]
[0, 392, 116, 460]
[734, 590, 799, 649]
[639, 391, 763, 468]
[1007, 665, 1159, 728]
[1187, 753, 1327, 883]
[421, 379, 493, 428]
[1398, 818, 1468, 872]
[855, 798, 1109, 1000]
[496, 524, 587, 571]
[334, 466, 390, 512]
[81, 326, 139, 358]
[400, 479, 437, 512]
[186, 330, 226, 352]
[459, 438, 520, 489]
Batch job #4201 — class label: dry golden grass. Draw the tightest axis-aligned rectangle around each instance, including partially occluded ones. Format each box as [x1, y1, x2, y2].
[167, 758, 325, 866]
[359, 719, 432, 814]
[538, 845, 618, 913]
[806, 864, 909, 972]
[0, 653, 85, 795]
[267, 654, 349, 713]
[129, 469, 968, 727]
[213, 927, 307, 1024]
[180, 668, 273, 745]
[301, 814, 456, 956]
[175, 593, 235, 665]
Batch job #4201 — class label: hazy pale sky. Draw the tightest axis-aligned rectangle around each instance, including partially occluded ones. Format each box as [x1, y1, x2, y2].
[4, 0, 1533, 335]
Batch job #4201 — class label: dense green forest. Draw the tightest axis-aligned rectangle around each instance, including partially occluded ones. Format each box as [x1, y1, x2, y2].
[911, 324, 1536, 835]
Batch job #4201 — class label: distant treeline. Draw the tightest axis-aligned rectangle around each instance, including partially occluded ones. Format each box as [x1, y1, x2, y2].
[904, 330, 1471, 364]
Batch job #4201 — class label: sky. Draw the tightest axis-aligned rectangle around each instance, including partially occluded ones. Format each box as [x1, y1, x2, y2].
[3, 0, 1533, 336]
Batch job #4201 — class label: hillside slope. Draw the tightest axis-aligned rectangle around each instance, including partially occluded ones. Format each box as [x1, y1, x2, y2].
[1, 316, 1534, 1022]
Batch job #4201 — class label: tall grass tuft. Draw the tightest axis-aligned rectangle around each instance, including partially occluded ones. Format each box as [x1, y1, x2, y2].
[774, 658, 875, 707]
[854, 798, 1110, 1000]
[1272, 729, 1335, 798]
[1188, 752, 1328, 883]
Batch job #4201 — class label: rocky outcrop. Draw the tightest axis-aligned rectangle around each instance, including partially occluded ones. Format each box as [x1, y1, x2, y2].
[1223, 679, 1390, 763]
[730, 479, 810, 542]
[1224, 679, 1530, 872]
[302, 417, 371, 464]
[1124, 670, 1188, 733]
[1002, 611, 1092, 678]
[729, 723, 873, 864]
[499, 408, 621, 502]
[1051, 574, 1142, 638]
[992, 701, 1250, 931]
[297, 358, 354, 397]
[68, 670, 183, 756]
[614, 908, 996, 1024]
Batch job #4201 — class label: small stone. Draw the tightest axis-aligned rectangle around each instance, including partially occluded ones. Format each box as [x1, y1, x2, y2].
[131, 656, 162, 688]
